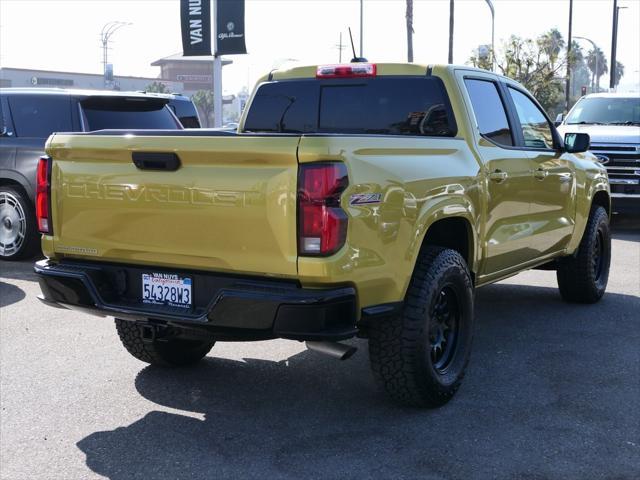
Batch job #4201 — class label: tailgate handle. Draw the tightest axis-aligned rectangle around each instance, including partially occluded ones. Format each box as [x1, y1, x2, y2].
[132, 152, 181, 171]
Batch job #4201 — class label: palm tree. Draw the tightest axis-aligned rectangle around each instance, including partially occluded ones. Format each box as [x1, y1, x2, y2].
[538, 28, 565, 70]
[586, 48, 607, 92]
[406, 0, 414, 62]
[614, 61, 625, 87]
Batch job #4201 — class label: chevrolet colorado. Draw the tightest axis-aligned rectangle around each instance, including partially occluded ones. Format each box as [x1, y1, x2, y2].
[34, 63, 611, 407]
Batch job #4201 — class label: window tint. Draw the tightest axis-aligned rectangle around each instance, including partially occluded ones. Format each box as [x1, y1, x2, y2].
[318, 78, 456, 136]
[508, 87, 554, 149]
[81, 97, 180, 131]
[243, 80, 319, 133]
[243, 77, 456, 136]
[8, 95, 72, 138]
[464, 79, 513, 146]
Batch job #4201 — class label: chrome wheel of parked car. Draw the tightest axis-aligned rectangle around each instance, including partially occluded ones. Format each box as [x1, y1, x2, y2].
[0, 191, 27, 257]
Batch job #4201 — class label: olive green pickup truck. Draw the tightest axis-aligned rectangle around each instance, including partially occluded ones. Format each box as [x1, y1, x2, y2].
[35, 63, 611, 407]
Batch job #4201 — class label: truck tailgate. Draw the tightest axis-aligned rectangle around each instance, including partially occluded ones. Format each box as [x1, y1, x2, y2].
[45, 134, 300, 276]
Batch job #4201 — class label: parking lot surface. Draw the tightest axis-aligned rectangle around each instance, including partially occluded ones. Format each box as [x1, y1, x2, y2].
[1, 218, 639, 480]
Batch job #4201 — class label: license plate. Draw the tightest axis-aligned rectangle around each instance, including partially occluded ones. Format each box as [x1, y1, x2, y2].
[142, 273, 192, 309]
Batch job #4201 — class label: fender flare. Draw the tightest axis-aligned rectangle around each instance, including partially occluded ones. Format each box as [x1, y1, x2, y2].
[407, 193, 479, 276]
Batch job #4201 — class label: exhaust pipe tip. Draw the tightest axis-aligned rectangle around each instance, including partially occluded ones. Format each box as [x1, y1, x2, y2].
[306, 341, 357, 361]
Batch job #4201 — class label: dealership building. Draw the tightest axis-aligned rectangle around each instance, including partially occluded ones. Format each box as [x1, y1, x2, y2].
[0, 53, 232, 98]
[0, 54, 249, 124]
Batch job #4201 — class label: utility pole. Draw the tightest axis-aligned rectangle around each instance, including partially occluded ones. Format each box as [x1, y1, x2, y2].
[565, 0, 573, 111]
[406, 0, 414, 63]
[610, 3, 627, 89]
[448, 0, 454, 64]
[360, 0, 364, 57]
[609, 0, 618, 89]
[335, 32, 346, 63]
[212, 6, 222, 127]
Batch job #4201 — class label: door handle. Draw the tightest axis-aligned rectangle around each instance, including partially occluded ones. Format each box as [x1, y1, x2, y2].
[489, 169, 508, 183]
[533, 168, 549, 180]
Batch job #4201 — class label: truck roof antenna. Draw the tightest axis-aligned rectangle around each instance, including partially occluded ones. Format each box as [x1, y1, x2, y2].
[348, 28, 368, 63]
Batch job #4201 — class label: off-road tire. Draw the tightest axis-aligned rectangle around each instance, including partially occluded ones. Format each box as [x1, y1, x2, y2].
[368, 247, 474, 408]
[115, 319, 215, 367]
[557, 206, 611, 303]
[0, 186, 39, 261]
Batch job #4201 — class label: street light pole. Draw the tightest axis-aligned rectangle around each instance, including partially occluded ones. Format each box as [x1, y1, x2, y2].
[448, 0, 454, 64]
[484, 0, 495, 72]
[565, 0, 573, 111]
[609, 4, 627, 89]
[100, 21, 131, 89]
[574, 36, 598, 93]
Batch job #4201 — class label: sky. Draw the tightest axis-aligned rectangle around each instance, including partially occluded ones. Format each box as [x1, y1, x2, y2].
[1, 0, 639, 95]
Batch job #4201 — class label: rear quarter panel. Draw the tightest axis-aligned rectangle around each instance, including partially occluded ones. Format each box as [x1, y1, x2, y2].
[297, 134, 482, 309]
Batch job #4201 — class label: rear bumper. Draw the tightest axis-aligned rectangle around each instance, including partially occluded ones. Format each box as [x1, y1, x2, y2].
[35, 259, 359, 341]
[611, 193, 640, 215]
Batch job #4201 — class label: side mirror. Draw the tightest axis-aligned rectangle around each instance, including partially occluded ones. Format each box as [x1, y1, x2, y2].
[554, 113, 564, 127]
[564, 132, 590, 153]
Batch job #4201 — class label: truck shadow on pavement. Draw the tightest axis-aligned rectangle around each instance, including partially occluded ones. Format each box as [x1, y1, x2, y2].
[76, 283, 640, 480]
[0, 257, 42, 282]
[0, 281, 26, 308]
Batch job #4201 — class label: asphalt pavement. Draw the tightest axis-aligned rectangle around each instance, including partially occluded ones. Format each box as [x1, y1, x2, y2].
[1, 217, 639, 480]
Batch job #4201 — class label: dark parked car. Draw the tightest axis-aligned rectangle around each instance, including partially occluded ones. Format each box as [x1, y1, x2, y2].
[0, 88, 188, 260]
[165, 94, 201, 128]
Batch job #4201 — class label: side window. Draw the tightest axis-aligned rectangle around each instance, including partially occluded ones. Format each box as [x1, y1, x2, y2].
[7, 95, 72, 138]
[464, 79, 513, 147]
[508, 87, 554, 149]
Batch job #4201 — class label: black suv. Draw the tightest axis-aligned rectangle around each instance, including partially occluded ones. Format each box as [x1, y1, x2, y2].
[0, 88, 196, 260]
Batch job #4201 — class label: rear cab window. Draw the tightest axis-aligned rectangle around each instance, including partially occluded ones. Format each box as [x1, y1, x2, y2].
[7, 94, 72, 138]
[243, 76, 457, 137]
[79, 97, 181, 131]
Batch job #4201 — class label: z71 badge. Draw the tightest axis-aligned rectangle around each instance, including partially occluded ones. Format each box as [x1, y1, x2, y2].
[349, 193, 382, 206]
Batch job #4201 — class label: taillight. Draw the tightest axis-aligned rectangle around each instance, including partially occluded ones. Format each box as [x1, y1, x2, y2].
[298, 163, 349, 256]
[316, 63, 377, 78]
[36, 156, 52, 234]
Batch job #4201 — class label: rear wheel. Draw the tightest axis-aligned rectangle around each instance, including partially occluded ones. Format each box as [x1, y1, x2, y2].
[0, 186, 39, 261]
[115, 319, 215, 367]
[368, 247, 474, 408]
[557, 206, 611, 304]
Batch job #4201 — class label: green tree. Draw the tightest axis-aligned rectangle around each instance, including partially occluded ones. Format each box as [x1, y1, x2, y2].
[537, 28, 565, 70]
[468, 29, 570, 116]
[570, 44, 591, 100]
[192, 90, 214, 128]
[586, 48, 608, 92]
[146, 81, 169, 93]
[468, 44, 492, 71]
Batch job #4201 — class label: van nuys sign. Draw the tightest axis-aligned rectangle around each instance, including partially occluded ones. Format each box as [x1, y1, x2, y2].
[180, 0, 246, 57]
